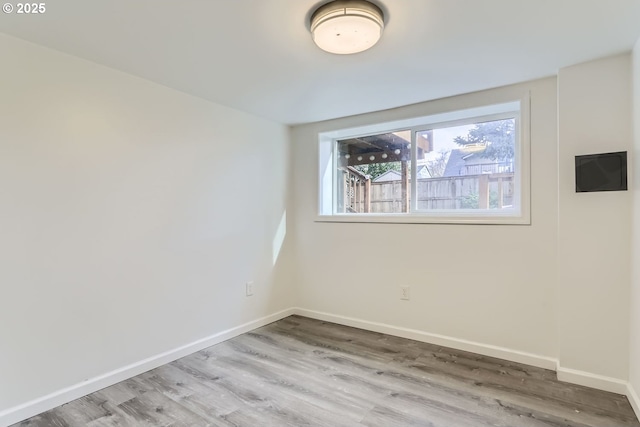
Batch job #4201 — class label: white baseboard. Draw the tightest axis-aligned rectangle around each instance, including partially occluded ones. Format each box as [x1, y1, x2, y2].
[556, 365, 629, 395]
[0, 308, 295, 427]
[293, 308, 558, 370]
[627, 382, 640, 419]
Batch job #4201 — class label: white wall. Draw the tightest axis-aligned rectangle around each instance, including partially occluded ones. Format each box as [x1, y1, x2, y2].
[292, 54, 636, 388]
[291, 78, 559, 360]
[2, 30, 637, 425]
[0, 34, 294, 417]
[629, 39, 640, 412]
[557, 54, 632, 382]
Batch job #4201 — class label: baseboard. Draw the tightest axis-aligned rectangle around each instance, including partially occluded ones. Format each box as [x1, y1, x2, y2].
[293, 308, 558, 371]
[555, 365, 628, 395]
[0, 308, 295, 427]
[627, 382, 640, 419]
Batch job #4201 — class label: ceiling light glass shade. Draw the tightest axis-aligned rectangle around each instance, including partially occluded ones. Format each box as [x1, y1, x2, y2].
[310, 0, 384, 55]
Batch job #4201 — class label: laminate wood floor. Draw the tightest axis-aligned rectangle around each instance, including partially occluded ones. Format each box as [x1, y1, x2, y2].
[13, 315, 640, 427]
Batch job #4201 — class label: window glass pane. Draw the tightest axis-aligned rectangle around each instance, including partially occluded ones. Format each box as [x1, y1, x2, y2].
[416, 118, 516, 210]
[320, 102, 526, 223]
[336, 130, 411, 214]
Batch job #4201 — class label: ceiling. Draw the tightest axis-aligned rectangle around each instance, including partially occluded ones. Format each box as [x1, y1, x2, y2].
[2, 0, 640, 125]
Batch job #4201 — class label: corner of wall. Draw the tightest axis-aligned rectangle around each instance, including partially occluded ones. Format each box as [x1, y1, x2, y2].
[629, 382, 640, 421]
[628, 36, 640, 422]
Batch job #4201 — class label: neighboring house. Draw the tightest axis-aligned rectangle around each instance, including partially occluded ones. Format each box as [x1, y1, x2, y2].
[443, 147, 513, 177]
[372, 165, 431, 182]
[417, 164, 432, 178]
[372, 170, 401, 182]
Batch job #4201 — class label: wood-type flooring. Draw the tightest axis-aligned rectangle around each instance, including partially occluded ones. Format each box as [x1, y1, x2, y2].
[13, 315, 640, 426]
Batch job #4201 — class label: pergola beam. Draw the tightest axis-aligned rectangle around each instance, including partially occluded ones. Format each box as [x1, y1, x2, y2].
[338, 131, 432, 167]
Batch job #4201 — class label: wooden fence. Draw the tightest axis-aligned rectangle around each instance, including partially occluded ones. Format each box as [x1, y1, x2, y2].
[341, 171, 514, 213]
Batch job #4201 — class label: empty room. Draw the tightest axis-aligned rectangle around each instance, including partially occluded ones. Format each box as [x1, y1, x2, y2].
[2, 1, 640, 426]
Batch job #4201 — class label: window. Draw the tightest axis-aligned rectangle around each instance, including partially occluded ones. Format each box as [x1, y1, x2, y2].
[318, 99, 530, 224]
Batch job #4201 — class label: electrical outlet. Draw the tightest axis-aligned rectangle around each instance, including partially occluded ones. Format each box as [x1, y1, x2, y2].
[400, 286, 410, 301]
[246, 281, 254, 296]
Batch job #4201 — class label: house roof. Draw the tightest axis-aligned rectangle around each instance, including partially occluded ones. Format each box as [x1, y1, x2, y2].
[443, 147, 502, 177]
[373, 170, 402, 182]
[444, 149, 472, 177]
[372, 165, 430, 182]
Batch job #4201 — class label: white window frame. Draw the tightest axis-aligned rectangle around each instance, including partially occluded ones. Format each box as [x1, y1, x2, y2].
[317, 96, 531, 225]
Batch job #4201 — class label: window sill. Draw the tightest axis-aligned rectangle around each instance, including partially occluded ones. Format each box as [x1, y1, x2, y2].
[315, 213, 530, 225]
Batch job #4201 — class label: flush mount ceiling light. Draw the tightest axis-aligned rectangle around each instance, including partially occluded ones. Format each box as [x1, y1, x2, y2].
[310, 0, 385, 55]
